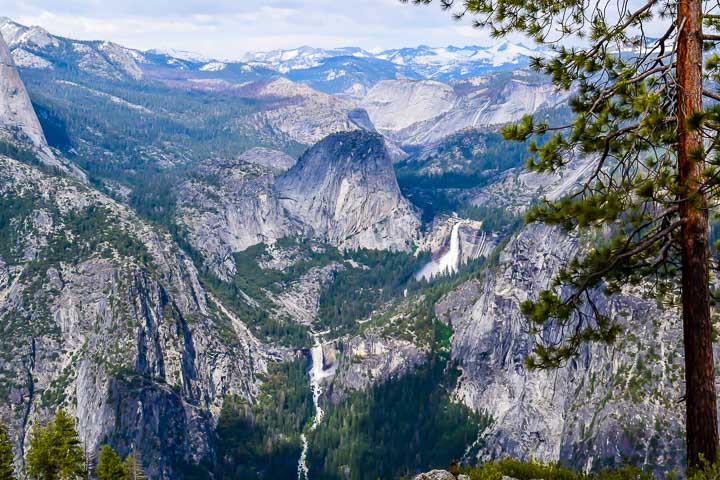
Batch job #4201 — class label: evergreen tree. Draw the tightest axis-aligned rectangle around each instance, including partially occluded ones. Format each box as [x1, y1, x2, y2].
[0, 421, 16, 480]
[121, 451, 145, 480]
[26, 421, 55, 480]
[51, 411, 86, 480]
[406, 0, 720, 469]
[96, 446, 126, 480]
[26, 411, 86, 480]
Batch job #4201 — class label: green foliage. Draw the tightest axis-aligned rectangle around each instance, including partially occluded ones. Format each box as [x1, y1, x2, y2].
[121, 453, 145, 480]
[317, 248, 428, 335]
[307, 358, 490, 480]
[455, 205, 523, 233]
[685, 454, 720, 480]
[0, 421, 16, 480]
[24, 69, 305, 225]
[213, 359, 312, 479]
[189, 237, 429, 347]
[463, 457, 654, 480]
[26, 410, 87, 480]
[195, 238, 345, 348]
[396, 127, 527, 222]
[96, 446, 126, 480]
[396, 107, 572, 222]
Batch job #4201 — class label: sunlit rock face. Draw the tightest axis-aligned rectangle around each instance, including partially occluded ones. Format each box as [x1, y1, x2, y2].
[276, 130, 421, 252]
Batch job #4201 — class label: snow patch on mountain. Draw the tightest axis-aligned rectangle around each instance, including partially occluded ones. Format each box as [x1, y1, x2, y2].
[11, 48, 52, 69]
[200, 61, 227, 72]
[243, 46, 373, 73]
[146, 47, 210, 62]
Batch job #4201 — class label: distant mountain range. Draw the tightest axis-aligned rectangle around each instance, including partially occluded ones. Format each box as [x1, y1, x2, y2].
[0, 17, 546, 97]
[243, 42, 546, 83]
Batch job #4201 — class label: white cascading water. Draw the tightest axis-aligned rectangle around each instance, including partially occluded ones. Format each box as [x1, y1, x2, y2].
[415, 221, 462, 281]
[297, 332, 330, 480]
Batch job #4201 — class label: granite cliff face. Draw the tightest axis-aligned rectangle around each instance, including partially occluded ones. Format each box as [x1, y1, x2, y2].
[0, 32, 84, 179]
[176, 132, 422, 279]
[175, 157, 304, 279]
[440, 222, 685, 474]
[363, 72, 569, 146]
[276, 130, 421, 251]
[0, 156, 271, 479]
[419, 153, 689, 473]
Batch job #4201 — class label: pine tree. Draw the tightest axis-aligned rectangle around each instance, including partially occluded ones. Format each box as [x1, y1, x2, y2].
[0, 421, 16, 480]
[26, 411, 86, 480]
[26, 421, 55, 480]
[51, 410, 86, 480]
[405, 0, 720, 469]
[96, 446, 126, 480]
[122, 451, 145, 480]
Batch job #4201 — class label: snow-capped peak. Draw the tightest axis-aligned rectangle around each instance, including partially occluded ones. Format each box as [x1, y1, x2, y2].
[146, 48, 211, 63]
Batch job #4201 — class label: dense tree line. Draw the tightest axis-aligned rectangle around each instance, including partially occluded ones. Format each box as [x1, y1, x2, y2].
[307, 357, 489, 480]
[0, 411, 145, 480]
[317, 248, 428, 334]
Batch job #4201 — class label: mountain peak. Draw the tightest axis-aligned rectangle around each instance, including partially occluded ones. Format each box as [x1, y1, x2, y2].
[0, 31, 49, 149]
[0, 32, 86, 179]
[276, 130, 420, 251]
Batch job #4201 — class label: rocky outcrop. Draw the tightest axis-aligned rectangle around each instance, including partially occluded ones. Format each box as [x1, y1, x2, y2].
[238, 78, 357, 145]
[238, 147, 297, 172]
[0, 31, 84, 178]
[325, 332, 428, 404]
[440, 221, 686, 474]
[176, 132, 421, 278]
[413, 470, 470, 480]
[469, 155, 598, 214]
[276, 130, 421, 251]
[0, 156, 271, 478]
[364, 72, 569, 146]
[272, 263, 345, 326]
[175, 159, 303, 279]
[362, 79, 457, 131]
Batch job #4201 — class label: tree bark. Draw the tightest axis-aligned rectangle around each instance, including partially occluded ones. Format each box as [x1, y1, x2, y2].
[677, 0, 719, 468]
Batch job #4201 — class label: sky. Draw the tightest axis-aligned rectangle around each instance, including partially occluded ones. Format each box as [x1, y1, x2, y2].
[0, 0, 528, 59]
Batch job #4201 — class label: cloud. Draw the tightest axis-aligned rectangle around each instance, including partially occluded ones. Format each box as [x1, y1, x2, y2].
[0, 0, 527, 57]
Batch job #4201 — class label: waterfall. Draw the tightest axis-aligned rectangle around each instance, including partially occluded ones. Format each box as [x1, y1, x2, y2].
[415, 221, 462, 281]
[297, 332, 329, 480]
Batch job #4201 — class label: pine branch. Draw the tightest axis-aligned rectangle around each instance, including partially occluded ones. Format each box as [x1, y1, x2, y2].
[703, 89, 720, 102]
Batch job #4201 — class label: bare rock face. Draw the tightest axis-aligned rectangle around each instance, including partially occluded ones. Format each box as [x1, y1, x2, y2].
[175, 159, 303, 279]
[325, 332, 427, 403]
[0, 156, 270, 479]
[413, 470, 470, 480]
[0, 31, 86, 180]
[175, 132, 420, 279]
[362, 79, 457, 132]
[238, 147, 297, 172]
[238, 78, 357, 145]
[276, 130, 421, 252]
[363, 72, 569, 146]
[0, 32, 50, 152]
[442, 221, 686, 474]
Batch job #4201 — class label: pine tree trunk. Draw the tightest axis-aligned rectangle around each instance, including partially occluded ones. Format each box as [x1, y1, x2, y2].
[677, 0, 719, 468]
